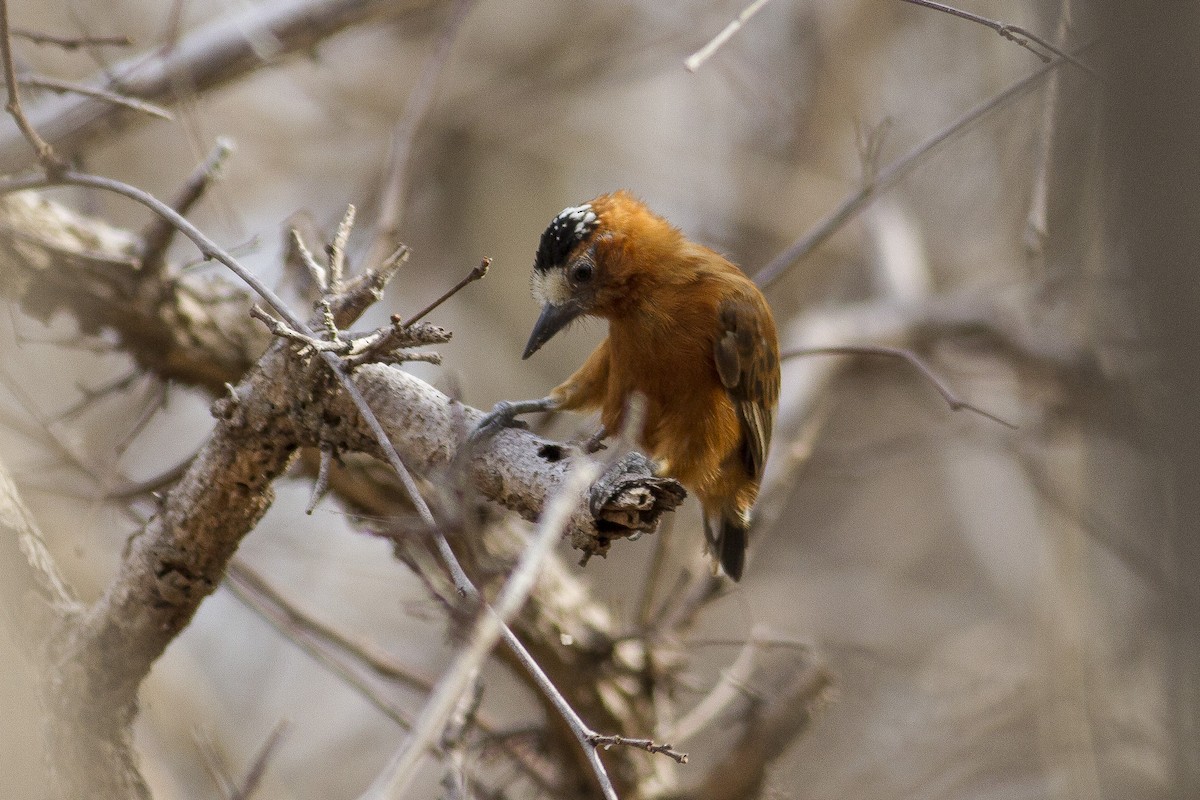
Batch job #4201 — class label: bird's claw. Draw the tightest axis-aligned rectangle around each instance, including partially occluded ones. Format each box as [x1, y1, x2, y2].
[473, 401, 529, 440]
[582, 427, 608, 453]
[471, 397, 556, 442]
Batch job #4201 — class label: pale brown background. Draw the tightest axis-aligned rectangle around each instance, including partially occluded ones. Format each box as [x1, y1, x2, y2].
[0, 1, 1186, 798]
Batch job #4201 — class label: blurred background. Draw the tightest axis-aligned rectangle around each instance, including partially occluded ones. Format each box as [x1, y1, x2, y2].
[0, 0, 1188, 798]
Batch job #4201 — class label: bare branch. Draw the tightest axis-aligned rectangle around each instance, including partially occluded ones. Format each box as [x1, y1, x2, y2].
[684, 0, 775, 73]
[290, 226, 330, 293]
[754, 41, 1097, 290]
[11, 28, 132, 50]
[0, 0, 64, 172]
[587, 734, 688, 765]
[0, 192, 266, 390]
[897, 0, 1097, 75]
[0, 455, 81, 638]
[430, 523, 631, 800]
[782, 344, 1017, 429]
[328, 203, 356, 292]
[140, 138, 234, 273]
[224, 559, 565, 795]
[690, 662, 834, 800]
[364, 0, 477, 268]
[671, 628, 768, 744]
[224, 561, 418, 729]
[0, 0, 415, 174]
[17, 75, 172, 119]
[362, 461, 602, 800]
[402, 257, 489, 327]
[230, 723, 287, 800]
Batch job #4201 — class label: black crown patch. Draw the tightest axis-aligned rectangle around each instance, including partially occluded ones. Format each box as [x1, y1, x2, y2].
[534, 203, 598, 272]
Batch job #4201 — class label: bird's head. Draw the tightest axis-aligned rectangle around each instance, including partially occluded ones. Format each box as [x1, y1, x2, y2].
[524, 191, 677, 359]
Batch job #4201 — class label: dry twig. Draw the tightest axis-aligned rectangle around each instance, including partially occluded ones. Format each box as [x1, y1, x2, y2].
[897, 0, 1096, 75]
[17, 75, 172, 119]
[11, 28, 132, 49]
[140, 138, 234, 272]
[754, 42, 1097, 289]
[684, 0, 775, 73]
[403, 258, 490, 327]
[0, 0, 408, 174]
[782, 344, 1017, 429]
[0, 0, 63, 171]
[361, 461, 602, 800]
[364, 0, 476, 268]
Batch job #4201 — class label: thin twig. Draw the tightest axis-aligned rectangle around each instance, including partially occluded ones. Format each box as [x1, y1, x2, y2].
[307, 444, 334, 514]
[141, 138, 234, 272]
[0, 0, 400, 175]
[431, 530, 628, 800]
[230, 560, 437, 694]
[636, 512, 674, 628]
[684, 0, 775, 73]
[328, 204, 356, 292]
[897, 0, 1097, 75]
[0, 0, 64, 172]
[228, 557, 563, 794]
[57, 369, 143, 420]
[0, 170, 300, 325]
[364, 0, 476, 268]
[11, 28, 132, 49]
[361, 461, 601, 800]
[0, 457, 80, 615]
[1024, 3, 1075, 254]
[224, 562, 417, 729]
[671, 626, 768, 744]
[249, 305, 346, 352]
[587, 734, 688, 765]
[230, 722, 287, 800]
[290, 227, 328, 292]
[17, 75, 173, 119]
[0, 363, 131, 498]
[113, 377, 168, 456]
[652, 570, 725, 638]
[754, 41, 1096, 289]
[782, 344, 1017, 428]
[225, 555, 587, 799]
[107, 457, 191, 500]
[194, 731, 238, 800]
[403, 258, 490, 327]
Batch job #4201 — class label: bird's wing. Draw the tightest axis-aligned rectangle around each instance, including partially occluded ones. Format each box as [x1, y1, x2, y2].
[713, 293, 779, 482]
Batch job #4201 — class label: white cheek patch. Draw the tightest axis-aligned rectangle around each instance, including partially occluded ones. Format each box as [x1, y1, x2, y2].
[531, 268, 572, 306]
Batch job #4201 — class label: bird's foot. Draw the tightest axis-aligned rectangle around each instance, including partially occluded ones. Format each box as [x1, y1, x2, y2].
[581, 425, 608, 453]
[471, 397, 556, 441]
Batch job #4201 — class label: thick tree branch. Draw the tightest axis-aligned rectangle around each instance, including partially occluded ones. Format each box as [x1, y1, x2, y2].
[0, 184, 687, 796]
[0, 192, 266, 388]
[41, 327, 310, 798]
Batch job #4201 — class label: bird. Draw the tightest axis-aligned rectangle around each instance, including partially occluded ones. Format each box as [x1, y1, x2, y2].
[479, 191, 780, 581]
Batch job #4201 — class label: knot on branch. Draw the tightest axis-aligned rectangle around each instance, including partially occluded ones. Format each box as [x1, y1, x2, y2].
[573, 452, 686, 560]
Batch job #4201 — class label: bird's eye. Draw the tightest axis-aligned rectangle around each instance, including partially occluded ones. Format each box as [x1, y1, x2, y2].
[570, 261, 594, 283]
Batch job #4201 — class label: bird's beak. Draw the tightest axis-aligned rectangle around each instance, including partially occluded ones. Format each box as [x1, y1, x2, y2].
[523, 302, 582, 359]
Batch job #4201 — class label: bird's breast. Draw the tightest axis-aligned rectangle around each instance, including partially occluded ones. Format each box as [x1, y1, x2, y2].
[602, 316, 741, 491]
